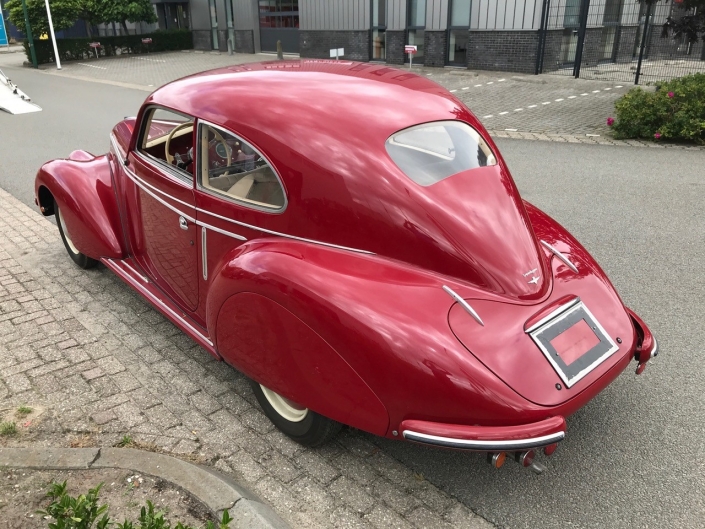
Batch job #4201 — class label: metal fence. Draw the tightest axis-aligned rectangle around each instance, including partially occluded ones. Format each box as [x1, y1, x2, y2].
[536, 0, 705, 84]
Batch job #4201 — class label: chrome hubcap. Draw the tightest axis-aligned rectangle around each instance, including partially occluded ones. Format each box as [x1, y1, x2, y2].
[260, 385, 308, 423]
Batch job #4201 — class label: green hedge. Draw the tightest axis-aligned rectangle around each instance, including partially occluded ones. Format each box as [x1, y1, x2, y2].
[23, 29, 193, 65]
[610, 73, 705, 144]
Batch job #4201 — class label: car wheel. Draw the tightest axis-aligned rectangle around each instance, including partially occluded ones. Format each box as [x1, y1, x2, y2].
[250, 380, 342, 447]
[55, 200, 98, 269]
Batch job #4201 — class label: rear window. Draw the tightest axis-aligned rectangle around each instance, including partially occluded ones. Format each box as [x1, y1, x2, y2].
[385, 121, 497, 186]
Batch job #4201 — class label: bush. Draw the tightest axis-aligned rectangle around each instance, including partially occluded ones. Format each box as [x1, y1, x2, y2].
[610, 73, 705, 144]
[23, 30, 193, 65]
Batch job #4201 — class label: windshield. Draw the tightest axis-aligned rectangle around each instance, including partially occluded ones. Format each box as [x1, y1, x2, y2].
[385, 121, 497, 186]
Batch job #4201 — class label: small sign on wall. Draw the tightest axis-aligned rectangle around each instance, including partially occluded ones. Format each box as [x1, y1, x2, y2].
[329, 48, 344, 60]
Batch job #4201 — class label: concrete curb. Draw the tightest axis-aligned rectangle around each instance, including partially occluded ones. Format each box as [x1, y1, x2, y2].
[0, 447, 289, 529]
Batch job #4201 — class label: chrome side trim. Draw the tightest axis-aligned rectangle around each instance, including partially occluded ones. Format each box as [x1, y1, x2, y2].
[110, 133, 372, 256]
[105, 258, 213, 347]
[201, 226, 208, 281]
[196, 207, 375, 255]
[541, 240, 578, 273]
[524, 296, 581, 334]
[402, 430, 565, 451]
[442, 285, 484, 326]
[195, 220, 246, 241]
[122, 260, 149, 284]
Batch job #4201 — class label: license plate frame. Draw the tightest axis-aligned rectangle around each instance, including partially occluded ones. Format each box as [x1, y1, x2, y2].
[529, 301, 619, 388]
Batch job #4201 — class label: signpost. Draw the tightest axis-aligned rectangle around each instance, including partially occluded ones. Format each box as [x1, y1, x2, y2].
[44, 0, 61, 69]
[329, 47, 344, 60]
[0, 8, 9, 47]
[20, 0, 37, 68]
[89, 42, 101, 59]
[405, 45, 417, 70]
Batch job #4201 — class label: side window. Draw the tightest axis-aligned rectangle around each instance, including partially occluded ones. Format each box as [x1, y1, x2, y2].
[138, 107, 195, 177]
[199, 123, 286, 210]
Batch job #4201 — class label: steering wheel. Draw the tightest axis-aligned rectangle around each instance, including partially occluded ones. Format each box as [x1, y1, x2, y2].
[165, 122, 194, 165]
[209, 128, 233, 176]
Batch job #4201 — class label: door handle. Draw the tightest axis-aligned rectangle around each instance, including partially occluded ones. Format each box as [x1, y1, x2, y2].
[179, 216, 188, 230]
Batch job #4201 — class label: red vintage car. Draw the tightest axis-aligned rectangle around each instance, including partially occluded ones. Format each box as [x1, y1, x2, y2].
[34, 60, 657, 470]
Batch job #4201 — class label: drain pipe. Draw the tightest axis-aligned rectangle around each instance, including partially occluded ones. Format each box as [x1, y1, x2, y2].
[227, 37, 234, 55]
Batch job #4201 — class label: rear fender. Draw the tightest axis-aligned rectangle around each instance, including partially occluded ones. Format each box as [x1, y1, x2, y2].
[35, 154, 124, 259]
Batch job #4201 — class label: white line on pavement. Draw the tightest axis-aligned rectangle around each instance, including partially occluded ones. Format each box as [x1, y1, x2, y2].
[78, 63, 107, 69]
[514, 108, 523, 112]
[581, 93, 588, 96]
[462, 87, 469, 90]
[474, 84, 482, 87]
[555, 98, 564, 101]
[592, 90, 600, 93]
[604, 87, 612, 90]
[528, 104, 537, 108]
[487, 82, 494, 84]
[133, 57, 166, 63]
[616, 85, 623, 88]
[505, 128, 517, 131]
[542, 102, 551, 105]
[450, 89, 457, 92]
[568, 95, 577, 99]
[483, 115, 494, 118]
[498, 79, 506, 82]
[499, 111, 509, 115]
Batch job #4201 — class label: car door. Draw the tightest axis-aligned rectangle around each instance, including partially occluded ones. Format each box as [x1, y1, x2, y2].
[193, 120, 288, 321]
[124, 106, 200, 312]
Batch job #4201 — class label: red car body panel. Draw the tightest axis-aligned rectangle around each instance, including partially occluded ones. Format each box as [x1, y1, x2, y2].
[34, 60, 657, 454]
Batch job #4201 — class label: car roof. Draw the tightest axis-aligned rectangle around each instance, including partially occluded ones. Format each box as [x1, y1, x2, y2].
[146, 60, 475, 155]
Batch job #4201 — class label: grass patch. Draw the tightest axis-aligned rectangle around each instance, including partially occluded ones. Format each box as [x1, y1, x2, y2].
[15, 406, 32, 418]
[0, 421, 17, 436]
[116, 435, 133, 447]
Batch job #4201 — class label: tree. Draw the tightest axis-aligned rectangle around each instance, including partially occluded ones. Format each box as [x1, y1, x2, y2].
[100, 0, 157, 35]
[644, 0, 705, 44]
[76, 0, 106, 38]
[5, 0, 81, 37]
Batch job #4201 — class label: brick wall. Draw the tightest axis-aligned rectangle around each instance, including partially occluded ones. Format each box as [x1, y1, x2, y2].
[386, 31, 406, 65]
[424, 31, 447, 67]
[576, 27, 604, 68]
[614, 26, 638, 63]
[299, 31, 370, 61]
[234, 30, 255, 54]
[467, 31, 539, 74]
[218, 30, 228, 52]
[540, 29, 566, 73]
[192, 30, 212, 51]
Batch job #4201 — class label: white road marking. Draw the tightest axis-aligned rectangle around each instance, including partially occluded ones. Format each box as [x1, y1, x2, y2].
[499, 111, 509, 115]
[568, 95, 577, 99]
[450, 89, 457, 93]
[581, 93, 588, 96]
[514, 108, 523, 112]
[616, 85, 623, 88]
[474, 84, 482, 87]
[483, 115, 494, 118]
[487, 81, 494, 84]
[498, 79, 506, 82]
[555, 98, 564, 101]
[586, 134, 600, 137]
[462, 87, 469, 90]
[528, 104, 537, 108]
[78, 63, 106, 69]
[604, 87, 612, 90]
[542, 101, 551, 105]
[505, 128, 517, 131]
[592, 90, 600, 93]
[133, 57, 166, 63]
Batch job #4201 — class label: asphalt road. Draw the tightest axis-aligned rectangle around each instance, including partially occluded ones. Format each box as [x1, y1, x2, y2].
[1, 54, 704, 529]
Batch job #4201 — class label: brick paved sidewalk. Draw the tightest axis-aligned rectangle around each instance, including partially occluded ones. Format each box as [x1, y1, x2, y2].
[0, 187, 492, 528]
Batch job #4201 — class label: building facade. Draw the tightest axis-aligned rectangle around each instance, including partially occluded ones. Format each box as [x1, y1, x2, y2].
[174, 0, 696, 74]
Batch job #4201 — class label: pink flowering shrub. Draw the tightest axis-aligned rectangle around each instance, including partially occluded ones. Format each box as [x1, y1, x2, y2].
[611, 73, 705, 144]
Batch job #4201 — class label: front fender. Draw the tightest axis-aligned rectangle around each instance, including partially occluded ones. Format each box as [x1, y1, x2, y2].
[35, 153, 124, 259]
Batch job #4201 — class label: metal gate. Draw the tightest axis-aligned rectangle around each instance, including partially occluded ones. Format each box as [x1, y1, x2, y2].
[536, 0, 705, 84]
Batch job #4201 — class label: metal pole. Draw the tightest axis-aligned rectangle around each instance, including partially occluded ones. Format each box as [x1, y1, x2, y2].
[572, 0, 591, 78]
[44, 0, 61, 69]
[634, 1, 652, 85]
[20, 0, 37, 68]
[535, 0, 551, 75]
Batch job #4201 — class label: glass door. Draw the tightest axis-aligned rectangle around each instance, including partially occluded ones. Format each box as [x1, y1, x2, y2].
[406, 0, 426, 62]
[447, 0, 470, 65]
[371, 0, 386, 60]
